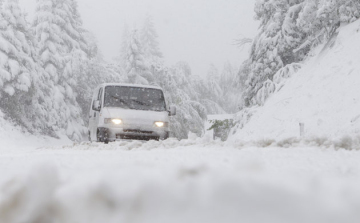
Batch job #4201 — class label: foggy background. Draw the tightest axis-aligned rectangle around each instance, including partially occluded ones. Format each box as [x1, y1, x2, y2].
[19, 0, 258, 76]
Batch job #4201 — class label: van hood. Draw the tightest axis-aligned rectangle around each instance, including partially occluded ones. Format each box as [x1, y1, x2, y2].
[102, 107, 169, 125]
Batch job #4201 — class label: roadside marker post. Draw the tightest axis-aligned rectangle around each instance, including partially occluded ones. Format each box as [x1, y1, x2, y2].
[299, 123, 305, 138]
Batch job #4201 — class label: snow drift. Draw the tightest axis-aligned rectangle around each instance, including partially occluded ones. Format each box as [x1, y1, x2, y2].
[1, 139, 360, 223]
[0, 111, 72, 152]
[231, 20, 360, 141]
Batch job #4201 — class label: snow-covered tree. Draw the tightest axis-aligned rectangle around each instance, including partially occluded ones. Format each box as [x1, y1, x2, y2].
[119, 23, 130, 68]
[0, 0, 41, 128]
[338, 0, 360, 24]
[140, 15, 163, 63]
[241, 0, 288, 106]
[317, 0, 360, 31]
[158, 63, 207, 138]
[139, 15, 165, 86]
[33, 0, 89, 140]
[186, 64, 225, 115]
[0, 0, 33, 97]
[218, 62, 238, 112]
[172, 62, 197, 99]
[238, 0, 360, 112]
[206, 64, 222, 103]
[125, 29, 154, 85]
[77, 54, 127, 123]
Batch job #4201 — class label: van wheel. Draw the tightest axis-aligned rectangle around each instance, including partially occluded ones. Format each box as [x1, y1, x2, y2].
[160, 132, 169, 141]
[97, 128, 109, 144]
[97, 129, 103, 142]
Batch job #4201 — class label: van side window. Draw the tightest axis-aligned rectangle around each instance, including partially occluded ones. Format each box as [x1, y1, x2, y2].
[98, 88, 103, 108]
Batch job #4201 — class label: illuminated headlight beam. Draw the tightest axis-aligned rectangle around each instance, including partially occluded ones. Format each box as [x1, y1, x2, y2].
[112, 119, 122, 125]
[155, 121, 165, 127]
[105, 118, 122, 125]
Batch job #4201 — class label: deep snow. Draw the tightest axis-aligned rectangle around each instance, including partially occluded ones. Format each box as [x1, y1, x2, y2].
[1, 134, 360, 223]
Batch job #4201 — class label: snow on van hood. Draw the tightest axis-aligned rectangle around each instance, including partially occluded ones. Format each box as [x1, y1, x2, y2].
[102, 107, 169, 124]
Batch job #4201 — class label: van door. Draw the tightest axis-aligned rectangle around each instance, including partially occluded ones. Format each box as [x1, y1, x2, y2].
[88, 88, 98, 140]
[91, 87, 103, 140]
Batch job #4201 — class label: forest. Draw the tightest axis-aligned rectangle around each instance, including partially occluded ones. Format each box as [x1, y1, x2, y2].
[0, 0, 238, 141]
[0, 0, 360, 141]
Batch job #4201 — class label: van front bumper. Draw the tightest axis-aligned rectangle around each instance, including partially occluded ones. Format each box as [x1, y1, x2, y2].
[102, 126, 169, 141]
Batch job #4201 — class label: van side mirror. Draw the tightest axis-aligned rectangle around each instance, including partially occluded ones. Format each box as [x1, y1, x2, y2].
[93, 100, 101, 111]
[169, 105, 176, 116]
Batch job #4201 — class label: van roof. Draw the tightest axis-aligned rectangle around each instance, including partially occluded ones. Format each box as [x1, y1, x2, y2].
[97, 83, 163, 90]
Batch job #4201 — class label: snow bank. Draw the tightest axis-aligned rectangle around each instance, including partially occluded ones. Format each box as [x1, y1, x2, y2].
[0, 111, 72, 152]
[230, 20, 360, 141]
[1, 139, 360, 223]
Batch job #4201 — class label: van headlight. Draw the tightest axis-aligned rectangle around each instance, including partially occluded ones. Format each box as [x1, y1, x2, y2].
[154, 121, 168, 127]
[105, 118, 122, 125]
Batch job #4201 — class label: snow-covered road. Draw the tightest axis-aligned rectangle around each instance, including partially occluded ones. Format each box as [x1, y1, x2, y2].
[1, 138, 360, 223]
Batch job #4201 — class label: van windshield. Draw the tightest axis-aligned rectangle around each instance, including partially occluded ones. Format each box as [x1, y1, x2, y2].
[104, 86, 167, 111]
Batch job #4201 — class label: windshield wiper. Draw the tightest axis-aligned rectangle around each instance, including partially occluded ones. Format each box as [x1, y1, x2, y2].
[111, 96, 130, 108]
[131, 99, 150, 107]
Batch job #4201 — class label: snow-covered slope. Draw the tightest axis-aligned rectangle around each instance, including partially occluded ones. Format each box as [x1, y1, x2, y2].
[231, 20, 360, 141]
[0, 111, 71, 151]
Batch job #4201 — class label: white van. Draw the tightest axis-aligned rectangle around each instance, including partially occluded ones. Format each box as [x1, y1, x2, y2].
[88, 83, 176, 143]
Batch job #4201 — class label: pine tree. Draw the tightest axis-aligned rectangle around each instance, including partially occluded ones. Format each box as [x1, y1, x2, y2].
[125, 29, 153, 85]
[242, 0, 311, 106]
[338, 0, 360, 23]
[317, 0, 360, 31]
[159, 63, 208, 138]
[33, 0, 87, 141]
[240, 0, 360, 108]
[206, 64, 222, 103]
[119, 23, 130, 68]
[242, 0, 288, 106]
[219, 62, 238, 112]
[0, 0, 33, 95]
[140, 15, 165, 85]
[140, 15, 163, 63]
[0, 0, 39, 127]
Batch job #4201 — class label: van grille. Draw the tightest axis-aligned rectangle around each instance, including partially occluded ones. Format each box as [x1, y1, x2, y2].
[123, 129, 153, 134]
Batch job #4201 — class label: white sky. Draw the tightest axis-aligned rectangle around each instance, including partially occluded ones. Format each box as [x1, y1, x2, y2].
[19, 0, 259, 76]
